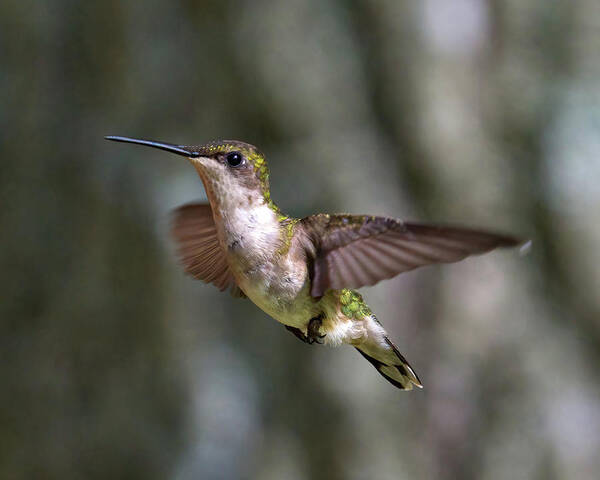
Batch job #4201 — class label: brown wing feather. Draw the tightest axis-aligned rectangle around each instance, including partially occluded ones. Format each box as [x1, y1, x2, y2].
[171, 203, 245, 298]
[303, 214, 523, 297]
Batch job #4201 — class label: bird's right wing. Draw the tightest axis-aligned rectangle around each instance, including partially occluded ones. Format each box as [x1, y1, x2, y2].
[171, 203, 245, 298]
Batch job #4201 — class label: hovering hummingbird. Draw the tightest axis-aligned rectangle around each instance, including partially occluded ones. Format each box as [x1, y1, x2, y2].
[106, 136, 523, 390]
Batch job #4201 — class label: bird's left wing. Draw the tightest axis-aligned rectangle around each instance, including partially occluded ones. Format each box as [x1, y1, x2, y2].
[301, 214, 523, 297]
[171, 203, 246, 298]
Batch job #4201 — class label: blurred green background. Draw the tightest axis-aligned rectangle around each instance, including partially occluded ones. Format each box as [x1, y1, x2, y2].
[2, 1, 600, 479]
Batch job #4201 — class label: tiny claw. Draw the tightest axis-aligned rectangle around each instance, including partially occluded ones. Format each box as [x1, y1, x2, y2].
[307, 315, 325, 344]
[285, 325, 311, 344]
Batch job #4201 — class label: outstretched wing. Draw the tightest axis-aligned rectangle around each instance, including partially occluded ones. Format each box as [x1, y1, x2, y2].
[171, 203, 245, 298]
[301, 214, 523, 297]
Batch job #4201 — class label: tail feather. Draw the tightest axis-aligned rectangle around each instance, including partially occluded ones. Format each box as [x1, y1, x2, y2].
[355, 317, 422, 391]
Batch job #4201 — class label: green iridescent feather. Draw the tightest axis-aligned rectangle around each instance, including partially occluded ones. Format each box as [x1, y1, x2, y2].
[339, 289, 372, 319]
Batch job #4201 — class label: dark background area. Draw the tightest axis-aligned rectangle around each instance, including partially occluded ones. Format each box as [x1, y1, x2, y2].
[2, 1, 599, 479]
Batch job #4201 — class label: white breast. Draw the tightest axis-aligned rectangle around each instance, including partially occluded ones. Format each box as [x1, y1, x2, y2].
[194, 159, 315, 327]
[223, 203, 281, 261]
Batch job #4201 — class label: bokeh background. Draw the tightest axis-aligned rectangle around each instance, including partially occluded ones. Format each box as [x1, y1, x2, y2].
[2, 1, 600, 479]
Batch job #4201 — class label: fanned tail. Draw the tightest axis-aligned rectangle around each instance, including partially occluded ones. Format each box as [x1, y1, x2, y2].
[355, 316, 422, 391]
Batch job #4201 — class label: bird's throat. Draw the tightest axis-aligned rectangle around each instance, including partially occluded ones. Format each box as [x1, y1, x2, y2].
[190, 159, 291, 272]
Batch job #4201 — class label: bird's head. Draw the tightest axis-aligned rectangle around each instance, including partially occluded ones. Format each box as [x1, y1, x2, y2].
[105, 136, 273, 209]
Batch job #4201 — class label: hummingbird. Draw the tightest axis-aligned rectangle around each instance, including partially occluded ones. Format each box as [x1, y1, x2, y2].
[106, 135, 524, 390]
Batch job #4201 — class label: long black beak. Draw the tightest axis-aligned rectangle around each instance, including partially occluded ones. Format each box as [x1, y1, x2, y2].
[104, 135, 200, 157]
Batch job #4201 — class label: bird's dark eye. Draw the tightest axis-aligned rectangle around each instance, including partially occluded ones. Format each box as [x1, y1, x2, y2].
[226, 152, 244, 167]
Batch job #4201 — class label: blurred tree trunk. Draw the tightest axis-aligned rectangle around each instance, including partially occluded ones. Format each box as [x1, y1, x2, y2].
[0, 3, 187, 479]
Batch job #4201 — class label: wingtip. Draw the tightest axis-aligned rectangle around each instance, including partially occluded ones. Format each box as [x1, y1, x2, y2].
[492, 232, 529, 251]
[518, 239, 533, 256]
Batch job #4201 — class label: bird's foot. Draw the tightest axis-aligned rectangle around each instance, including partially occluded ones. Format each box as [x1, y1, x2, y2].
[285, 315, 326, 345]
[285, 325, 311, 344]
[307, 315, 326, 345]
